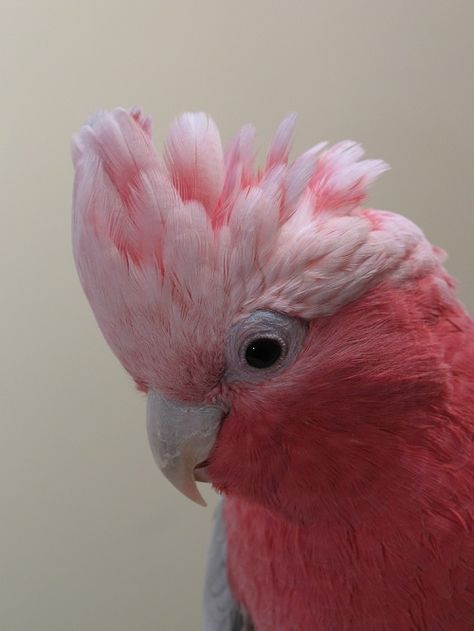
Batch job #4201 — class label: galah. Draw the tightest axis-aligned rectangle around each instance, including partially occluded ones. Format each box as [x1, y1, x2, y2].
[72, 107, 474, 630]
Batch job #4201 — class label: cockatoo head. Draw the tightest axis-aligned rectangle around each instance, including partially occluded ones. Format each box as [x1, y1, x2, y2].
[72, 108, 447, 522]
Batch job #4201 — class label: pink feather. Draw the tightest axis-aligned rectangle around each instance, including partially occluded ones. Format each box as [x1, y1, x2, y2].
[72, 107, 440, 394]
[164, 112, 224, 213]
[72, 108, 474, 630]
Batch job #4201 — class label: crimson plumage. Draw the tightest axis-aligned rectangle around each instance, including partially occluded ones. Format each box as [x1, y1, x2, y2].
[221, 279, 474, 629]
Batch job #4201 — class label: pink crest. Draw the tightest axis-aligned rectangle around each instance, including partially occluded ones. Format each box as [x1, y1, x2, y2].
[72, 108, 441, 393]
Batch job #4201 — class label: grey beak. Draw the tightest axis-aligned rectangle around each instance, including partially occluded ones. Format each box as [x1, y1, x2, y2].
[146, 391, 226, 506]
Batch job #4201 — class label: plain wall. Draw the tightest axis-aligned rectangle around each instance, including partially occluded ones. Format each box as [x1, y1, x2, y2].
[1, 1, 473, 629]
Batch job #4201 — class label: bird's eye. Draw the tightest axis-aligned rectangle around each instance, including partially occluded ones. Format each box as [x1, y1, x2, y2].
[225, 310, 307, 383]
[245, 337, 283, 369]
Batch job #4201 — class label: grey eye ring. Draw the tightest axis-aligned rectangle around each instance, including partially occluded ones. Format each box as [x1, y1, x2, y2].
[225, 310, 307, 382]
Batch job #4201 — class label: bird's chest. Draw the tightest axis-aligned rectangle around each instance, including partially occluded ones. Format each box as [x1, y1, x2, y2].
[224, 498, 474, 631]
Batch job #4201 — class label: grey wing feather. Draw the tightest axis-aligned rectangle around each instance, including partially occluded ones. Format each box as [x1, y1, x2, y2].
[202, 498, 254, 631]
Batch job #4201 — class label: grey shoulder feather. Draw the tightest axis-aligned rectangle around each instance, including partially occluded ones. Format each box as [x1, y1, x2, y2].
[202, 499, 253, 631]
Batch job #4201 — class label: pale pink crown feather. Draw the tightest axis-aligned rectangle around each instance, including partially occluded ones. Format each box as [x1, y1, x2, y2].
[72, 107, 442, 395]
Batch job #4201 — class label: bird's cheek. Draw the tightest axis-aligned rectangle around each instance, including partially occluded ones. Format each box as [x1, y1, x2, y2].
[205, 414, 253, 491]
[205, 411, 282, 502]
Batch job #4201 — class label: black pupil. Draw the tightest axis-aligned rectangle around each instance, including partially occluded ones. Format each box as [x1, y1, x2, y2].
[245, 338, 282, 369]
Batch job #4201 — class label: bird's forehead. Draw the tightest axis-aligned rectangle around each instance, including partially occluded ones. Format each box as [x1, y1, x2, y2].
[158, 205, 440, 323]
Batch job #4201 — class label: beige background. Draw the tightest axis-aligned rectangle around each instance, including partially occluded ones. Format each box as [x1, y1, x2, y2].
[1, 1, 473, 630]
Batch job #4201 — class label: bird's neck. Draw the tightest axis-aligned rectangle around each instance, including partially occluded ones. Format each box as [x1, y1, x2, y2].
[224, 481, 474, 629]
